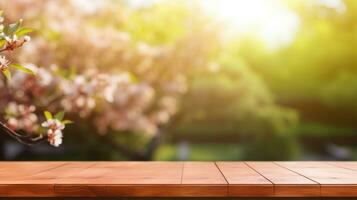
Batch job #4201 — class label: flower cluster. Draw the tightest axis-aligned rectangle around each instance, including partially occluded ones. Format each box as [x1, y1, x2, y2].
[5, 102, 38, 133]
[41, 119, 64, 147]
[40, 110, 71, 147]
[5, 65, 171, 136]
[1, 32, 31, 51]
[0, 11, 33, 80]
[0, 11, 68, 147]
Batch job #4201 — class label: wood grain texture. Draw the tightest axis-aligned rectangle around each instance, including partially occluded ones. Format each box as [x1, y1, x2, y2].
[0, 162, 66, 179]
[216, 162, 274, 197]
[56, 162, 183, 197]
[0, 162, 67, 197]
[247, 162, 320, 197]
[0, 161, 356, 197]
[329, 162, 357, 172]
[277, 161, 357, 197]
[180, 162, 227, 196]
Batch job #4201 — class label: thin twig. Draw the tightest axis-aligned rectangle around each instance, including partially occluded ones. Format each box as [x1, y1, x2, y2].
[0, 121, 45, 145]
[0, 48, 8, 53]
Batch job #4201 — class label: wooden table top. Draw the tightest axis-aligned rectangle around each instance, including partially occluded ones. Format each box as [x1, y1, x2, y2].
[0, 161, 357, 197]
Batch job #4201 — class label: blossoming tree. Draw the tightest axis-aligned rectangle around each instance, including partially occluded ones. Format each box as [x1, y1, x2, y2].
[0, 0, 299, 161]
[0, 11, 72, 147]
[0, 0, 219, 159]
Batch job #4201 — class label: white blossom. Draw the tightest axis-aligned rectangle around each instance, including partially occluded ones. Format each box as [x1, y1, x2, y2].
[46, 129, 63, 147]
[24, 35, 31, 42]
[41, 119, 65, 147]
[0, 55, 10, 70]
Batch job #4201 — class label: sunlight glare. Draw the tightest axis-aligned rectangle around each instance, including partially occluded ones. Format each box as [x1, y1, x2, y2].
[200, 0, 300, 48]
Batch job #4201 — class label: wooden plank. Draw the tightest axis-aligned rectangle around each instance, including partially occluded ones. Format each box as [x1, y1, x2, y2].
[278, 161, 357, 197]
[0, 162, 67, 197]
[95, 162, 182, 184]
[0, 161, 357, 198]
[216, 162, 273, 197]
[0, 161, 66, 179]
[29, 162, 97, 197]
[329, 162, 357, 172]
[180, 162, 227, 197]
[55, 162, 183, 197]
[104, 162, 183, 197]
[182, 162, 227, 184]
[247, 162, 320, 197]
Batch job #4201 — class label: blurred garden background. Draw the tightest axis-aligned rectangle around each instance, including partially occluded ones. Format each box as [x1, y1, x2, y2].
[0, 0, 356, 161]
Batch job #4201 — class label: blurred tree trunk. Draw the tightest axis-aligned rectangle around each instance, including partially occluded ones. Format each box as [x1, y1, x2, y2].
[0, 133, 5, 160]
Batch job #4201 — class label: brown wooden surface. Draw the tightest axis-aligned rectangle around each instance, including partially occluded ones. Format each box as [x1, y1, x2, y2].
[0, 161, 356, 197]
[247, 162, 319, 197]
[56, 162, 183, 197]
[0, 162, 67, 197]
[216, 162, 273, 197]
[277, 161, 357, 197]
[180, 162, 227, 196]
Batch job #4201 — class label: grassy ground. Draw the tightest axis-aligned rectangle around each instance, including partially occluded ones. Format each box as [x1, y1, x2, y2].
[154, 143, 244, 161]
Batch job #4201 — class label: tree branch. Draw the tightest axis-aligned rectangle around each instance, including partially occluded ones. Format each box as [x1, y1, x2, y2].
[0, 121, 45, 145]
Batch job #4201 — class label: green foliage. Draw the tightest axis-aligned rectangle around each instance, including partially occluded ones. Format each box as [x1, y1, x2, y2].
[15, 27, 34, 37]
[54, 111, 65, 121]
[1, 68, 10, 80]
[62, 120, 73, 125]
[321, 73, 357, 109]
[3, 20, 21, 36]
[176, 54, 298, 137]
[9, 64, 35, 75]
[44, 111, 53, 120]
[0, 13, 34, 81]
[240, 1, 357, 106]
[44, 111, 73, 125]
[0, 39, 5, 48]
[121, 2, 195, 45]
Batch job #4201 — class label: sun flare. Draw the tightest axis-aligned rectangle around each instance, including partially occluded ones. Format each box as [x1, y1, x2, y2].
[200, 0, 300, 48]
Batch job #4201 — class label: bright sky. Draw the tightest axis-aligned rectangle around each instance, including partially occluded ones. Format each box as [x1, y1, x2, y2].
[200, 0, 300, 49]
[78, 0, 346, 49]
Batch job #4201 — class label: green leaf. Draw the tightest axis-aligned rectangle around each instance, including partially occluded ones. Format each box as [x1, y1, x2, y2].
[54, 111, 65, 121]
[4, 20, 21, 36]
[1, 69, 11, 80]
[44, 111, 53, 120]
[129, 72, 138, 83]
[9, 63, 35, 75]
[0, 39, 5, 48]
[15, 27, 34, 37]
[62, 120, 73, 125]
[0, 10, 3, 16]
